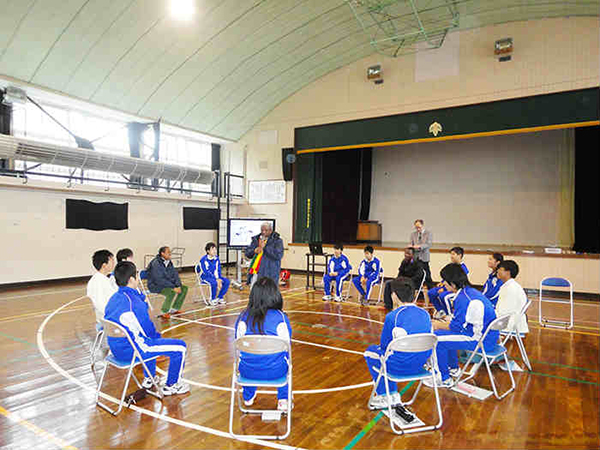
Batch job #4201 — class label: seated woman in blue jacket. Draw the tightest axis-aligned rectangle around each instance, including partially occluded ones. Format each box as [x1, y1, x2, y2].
[481, 252, 504, 307]
[234, 277, 292, 412]
[431, 263, 498, 387]
[104, 261, 190, 396]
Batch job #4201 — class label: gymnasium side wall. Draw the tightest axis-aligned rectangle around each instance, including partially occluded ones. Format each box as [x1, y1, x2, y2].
[0, 177, 236, 284]
[236, 17, 599, 261]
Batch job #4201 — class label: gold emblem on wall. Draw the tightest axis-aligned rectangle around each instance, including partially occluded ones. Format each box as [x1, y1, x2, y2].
[429, 121, 442, 137]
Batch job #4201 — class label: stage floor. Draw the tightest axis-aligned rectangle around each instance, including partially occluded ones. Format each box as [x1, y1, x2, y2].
[0, 271, 598, 449]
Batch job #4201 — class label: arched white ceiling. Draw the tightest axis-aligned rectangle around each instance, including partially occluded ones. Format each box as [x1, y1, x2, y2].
[0, 0, 597, 141]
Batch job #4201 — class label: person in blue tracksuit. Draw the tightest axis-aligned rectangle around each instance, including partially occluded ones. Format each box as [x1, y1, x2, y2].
[322, 243, 352, 302]
[198, 242, 230, 305]
[431, 263, 498, 387]
[481, 252, 504, 307]
[353, 246, 382, 304]
[104, 261, 190, 396]
[234, 277, 292, 412]
[364, 277, 432, 409]
[428, 247, 469, 318]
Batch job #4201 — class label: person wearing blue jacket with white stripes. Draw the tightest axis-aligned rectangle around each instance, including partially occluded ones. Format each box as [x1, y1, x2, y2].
[234, 277, 292, 412]
[364, 277, 432, 409]
[428, 247, 469, 318]
[322, 243, 352, 302]
[198, 242, 230, 305]
[481, 253, 504, 307]
[353, 246, 382, 304]
[104, 261, 190, 396]
[431, 263, 498, 387]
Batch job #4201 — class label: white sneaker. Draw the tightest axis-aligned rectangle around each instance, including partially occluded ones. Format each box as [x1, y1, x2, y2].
[322, 295, 332, 301]
[277, 399, 293, 412]
[449, 368, 461, 378]
[217, 298, 226, 304]
[161, 381, 190, 396]
[334, 296, 342, 302]
[368, 393, 394, 410]
[244, 391, 257, 406]
[433, 310, 446, 319]
[423, 376, 453, 389]
[142, 375, 160, 389]
[209, 299, 219, 306]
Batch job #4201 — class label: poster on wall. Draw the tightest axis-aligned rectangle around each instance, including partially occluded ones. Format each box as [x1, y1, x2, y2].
[248, 180, 286, 204]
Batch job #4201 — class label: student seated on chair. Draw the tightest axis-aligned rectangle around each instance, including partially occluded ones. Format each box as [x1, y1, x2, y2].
[430, 263, 498, 387]
[198, 242, 230, 306]
[147, 246, 188, 318]
[116, 248, 135, 263]
[353, 246, 382, 304]
[87, 250, 117, 324]
[496, 260, 529, 335]
[234, 277, 292, 412]
[383, 247, 425, 311]
[481, 253, 504, 307]
[429, 247, 469, 319]
[322, 243, 352, 302]
[104, 261, 190, 396]
[364, 277, 432, 409]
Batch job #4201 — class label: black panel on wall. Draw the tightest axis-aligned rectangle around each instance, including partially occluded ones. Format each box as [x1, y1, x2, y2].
[573, 125, 600, 253]
[211, 143, 221, 196]
[183, 207, 219, 230]
[66, 199, 128, 231]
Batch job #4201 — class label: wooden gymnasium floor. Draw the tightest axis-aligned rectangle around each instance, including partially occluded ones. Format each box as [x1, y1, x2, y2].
[0, 272, 598, 450]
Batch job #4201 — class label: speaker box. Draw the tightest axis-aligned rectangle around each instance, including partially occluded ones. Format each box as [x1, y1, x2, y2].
[282, 148, 295, 181]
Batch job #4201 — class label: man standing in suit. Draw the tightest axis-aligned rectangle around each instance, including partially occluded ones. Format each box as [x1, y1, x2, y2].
[410, 219, 433, 286]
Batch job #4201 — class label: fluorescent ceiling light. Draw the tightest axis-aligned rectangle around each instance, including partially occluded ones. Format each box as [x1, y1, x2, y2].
[170, 0, 195, 20]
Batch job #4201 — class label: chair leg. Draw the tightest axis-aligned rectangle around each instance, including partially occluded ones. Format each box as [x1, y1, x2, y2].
[484, 353, 515, 400]
[516, 334, 532, 371]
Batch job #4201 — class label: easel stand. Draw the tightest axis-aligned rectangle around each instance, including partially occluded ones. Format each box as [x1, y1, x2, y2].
[231, 249, 244, 290]
[305, 253, 332, 289]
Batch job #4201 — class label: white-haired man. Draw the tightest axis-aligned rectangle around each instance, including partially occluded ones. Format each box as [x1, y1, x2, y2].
[244, 222, 284, 285]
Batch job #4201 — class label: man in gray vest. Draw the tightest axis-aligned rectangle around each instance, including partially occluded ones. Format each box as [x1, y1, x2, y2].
[410, 219, 433, 285]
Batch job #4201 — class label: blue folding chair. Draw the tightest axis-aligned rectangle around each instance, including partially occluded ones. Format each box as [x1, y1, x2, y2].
[229, 335, 292, 440]
[538, 277, 573, 329]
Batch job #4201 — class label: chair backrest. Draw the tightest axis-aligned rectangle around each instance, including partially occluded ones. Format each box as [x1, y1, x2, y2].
[541, 277, 571, 288]
[100, 318, 131, 340]
[386, 333, 437, 357]
[139, 269, 148, 280]
[520, 298, 532, 316]
[234, 335, 290, 355]
[487, 313, 513, 332]
[172, 247, 185, 256]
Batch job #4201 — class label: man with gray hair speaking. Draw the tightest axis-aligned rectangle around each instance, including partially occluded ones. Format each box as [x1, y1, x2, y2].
[244, 222, 284, 285]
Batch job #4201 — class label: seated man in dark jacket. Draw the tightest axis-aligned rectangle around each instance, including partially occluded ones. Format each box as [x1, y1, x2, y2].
[244, 222, 284, 285]
[383, 247, 425, 310]
[147, 246, 188, 318]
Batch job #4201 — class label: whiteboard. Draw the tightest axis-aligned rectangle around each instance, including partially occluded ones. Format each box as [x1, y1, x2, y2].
[248, 180, 286, 204]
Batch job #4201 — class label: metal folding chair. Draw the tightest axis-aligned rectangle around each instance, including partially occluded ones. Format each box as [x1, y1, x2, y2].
[368, 333, 443, 434]
[414, 270, 426, 302]
[194, 264, 213, 305]
[340, 273, 353, 301]
[229, 335, 292, 440]
[538, 277, 573, 329]
[90, 321, 104, 370]
[371, 267, 385, 304]
[452, 314, 516, 400]
[137, 270, 157, 311]
[501, 299, 532, 371]
[95, 319, 163, 416]
[171, 247, 185, 268]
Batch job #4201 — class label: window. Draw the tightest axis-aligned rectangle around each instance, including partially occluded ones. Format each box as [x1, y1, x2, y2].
[9, 98, 217, 195]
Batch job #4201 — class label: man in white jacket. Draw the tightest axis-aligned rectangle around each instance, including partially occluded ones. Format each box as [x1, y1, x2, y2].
[496, 260, 529, 335]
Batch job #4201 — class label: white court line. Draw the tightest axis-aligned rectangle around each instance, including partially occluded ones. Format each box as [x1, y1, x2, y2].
[36, 296, 301, 450]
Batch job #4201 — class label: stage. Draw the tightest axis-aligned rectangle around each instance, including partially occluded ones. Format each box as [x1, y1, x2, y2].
[286, 242, 600, 296]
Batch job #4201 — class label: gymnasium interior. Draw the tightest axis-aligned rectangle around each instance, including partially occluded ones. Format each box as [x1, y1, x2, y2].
[0, 1, 598, 449]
